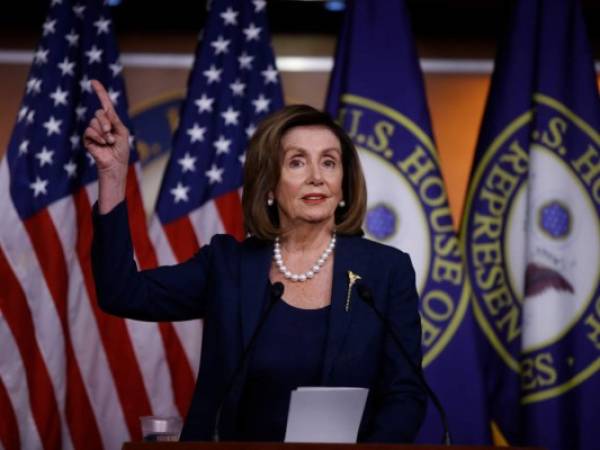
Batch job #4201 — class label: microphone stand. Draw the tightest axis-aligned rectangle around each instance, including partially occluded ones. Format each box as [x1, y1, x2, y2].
[357, 283, 452, 445]
[212, 282, 285, 442]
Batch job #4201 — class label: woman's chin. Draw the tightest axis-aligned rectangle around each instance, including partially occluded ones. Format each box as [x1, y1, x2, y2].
[300, 214, 335, 226]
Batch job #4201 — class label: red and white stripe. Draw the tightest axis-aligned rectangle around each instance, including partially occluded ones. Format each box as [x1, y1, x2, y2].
[149, 188, 245, 377]
[0, 160, 199, 449]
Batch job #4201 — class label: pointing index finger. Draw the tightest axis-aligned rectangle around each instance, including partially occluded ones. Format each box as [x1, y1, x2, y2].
[91, 79, 114, 112]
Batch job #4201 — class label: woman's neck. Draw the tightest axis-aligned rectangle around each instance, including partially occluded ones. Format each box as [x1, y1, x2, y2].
[278, 220, 334, 253]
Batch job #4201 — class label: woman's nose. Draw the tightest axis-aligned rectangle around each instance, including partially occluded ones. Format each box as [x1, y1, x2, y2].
[307, 162, 324, 184]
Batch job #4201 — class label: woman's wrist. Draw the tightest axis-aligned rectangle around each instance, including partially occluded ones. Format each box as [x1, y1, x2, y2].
[97, 167, 128, 214]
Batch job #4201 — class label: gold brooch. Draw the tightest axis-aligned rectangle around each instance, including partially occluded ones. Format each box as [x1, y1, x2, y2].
[345, 270, 362, 312]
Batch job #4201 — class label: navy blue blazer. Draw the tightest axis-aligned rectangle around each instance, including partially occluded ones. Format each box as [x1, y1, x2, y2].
[92, 201, 426, 443]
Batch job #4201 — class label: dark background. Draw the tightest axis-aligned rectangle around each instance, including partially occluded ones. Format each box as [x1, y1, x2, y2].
[2, 0, 600, 58]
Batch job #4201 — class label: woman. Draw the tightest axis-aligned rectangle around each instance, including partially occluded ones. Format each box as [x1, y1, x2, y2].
[86, 80, 426, 442]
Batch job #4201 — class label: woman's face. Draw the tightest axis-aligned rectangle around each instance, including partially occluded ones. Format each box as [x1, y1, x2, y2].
[273, 125, 344, 230]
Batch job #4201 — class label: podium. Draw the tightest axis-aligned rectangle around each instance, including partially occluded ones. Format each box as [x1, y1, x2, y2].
[123, 442, 544, 450]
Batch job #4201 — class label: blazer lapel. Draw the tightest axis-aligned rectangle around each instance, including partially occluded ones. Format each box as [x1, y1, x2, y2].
[321, 235, 361, 382]
[240, 239, 273, 347]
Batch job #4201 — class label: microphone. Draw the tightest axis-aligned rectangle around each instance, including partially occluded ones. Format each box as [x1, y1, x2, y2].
[212, 281, 285, 442]
[356, 283, 452, 445]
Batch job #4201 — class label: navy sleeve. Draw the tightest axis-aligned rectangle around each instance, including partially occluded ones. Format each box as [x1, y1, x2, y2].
[362, 252, 427, 442]
[91, 200, 211, 321]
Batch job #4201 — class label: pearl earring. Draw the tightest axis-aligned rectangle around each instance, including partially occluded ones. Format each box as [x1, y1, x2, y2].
[339, 200, 346, 208]
[267, 197, 274, 206]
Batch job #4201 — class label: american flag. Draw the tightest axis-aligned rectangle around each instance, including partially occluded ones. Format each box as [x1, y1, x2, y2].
[150, 0, 283, 263]
[0, 1, 189, 449]
[148, 0, 283, 417]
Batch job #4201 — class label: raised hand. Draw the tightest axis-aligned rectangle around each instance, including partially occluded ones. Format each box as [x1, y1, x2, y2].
[84, 80, 130, 213]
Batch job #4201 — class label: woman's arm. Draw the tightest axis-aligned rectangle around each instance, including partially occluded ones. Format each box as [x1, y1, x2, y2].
[86, 80, 209, 321]
[91, 200, 210, 321]
[361, 252, 427, 442]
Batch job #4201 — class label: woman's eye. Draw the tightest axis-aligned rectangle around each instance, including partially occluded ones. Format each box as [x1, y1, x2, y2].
[289, 158, 303, 168]
[323, 159, 337, 168]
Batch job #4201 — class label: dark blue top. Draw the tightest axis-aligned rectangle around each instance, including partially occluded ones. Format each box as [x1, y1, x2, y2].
[237, 299, 331, 441]
[92, 201, 426, 442]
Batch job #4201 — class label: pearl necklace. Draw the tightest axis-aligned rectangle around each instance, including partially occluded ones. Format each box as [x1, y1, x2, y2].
[273, 233, 336, 282]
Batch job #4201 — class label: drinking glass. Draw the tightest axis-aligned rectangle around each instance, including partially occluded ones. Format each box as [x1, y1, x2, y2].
[140, 416, 183, 442]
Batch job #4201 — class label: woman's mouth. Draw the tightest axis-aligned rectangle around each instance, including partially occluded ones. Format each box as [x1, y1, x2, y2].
[302, 194, 327, 204]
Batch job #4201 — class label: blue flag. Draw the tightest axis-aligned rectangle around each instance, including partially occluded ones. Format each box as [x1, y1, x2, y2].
[325, 0, 490, 444]
[461, 1, 600, 449]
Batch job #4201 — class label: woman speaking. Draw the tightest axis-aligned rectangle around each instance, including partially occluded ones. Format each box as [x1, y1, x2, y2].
[86, 80, 426, 442]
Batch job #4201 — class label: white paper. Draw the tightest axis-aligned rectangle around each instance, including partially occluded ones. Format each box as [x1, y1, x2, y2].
[284, 387, 369, 443]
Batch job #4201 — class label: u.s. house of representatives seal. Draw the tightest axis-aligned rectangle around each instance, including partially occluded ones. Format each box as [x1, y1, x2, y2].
[462, 93, 600, 403]
[335, 94, 470, 367]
